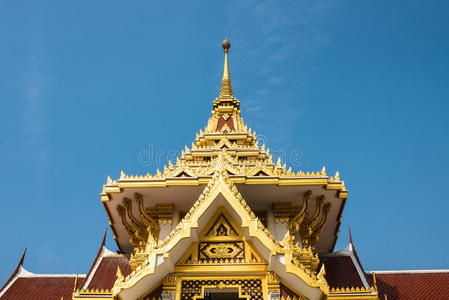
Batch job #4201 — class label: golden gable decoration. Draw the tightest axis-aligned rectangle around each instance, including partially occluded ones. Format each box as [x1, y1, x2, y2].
[205, 213, 239, 238]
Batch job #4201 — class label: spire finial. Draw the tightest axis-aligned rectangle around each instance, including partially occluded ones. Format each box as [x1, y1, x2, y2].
[219, 37, 234, 98]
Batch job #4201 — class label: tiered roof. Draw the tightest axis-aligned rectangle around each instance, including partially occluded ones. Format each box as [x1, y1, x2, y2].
[101, 38, 347, 256]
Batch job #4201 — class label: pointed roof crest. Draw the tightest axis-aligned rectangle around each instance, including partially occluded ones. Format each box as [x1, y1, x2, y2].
[0, 248, 27, 295]
[219, 37, 234, 98]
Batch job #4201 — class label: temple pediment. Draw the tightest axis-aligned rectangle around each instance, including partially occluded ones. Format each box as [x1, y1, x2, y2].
[112, 159, 328, 299]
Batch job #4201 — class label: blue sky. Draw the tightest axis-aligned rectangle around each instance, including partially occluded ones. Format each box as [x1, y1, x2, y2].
[1, 0, 449, 283]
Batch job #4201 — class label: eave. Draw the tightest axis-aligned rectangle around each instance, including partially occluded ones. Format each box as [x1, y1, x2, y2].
[101, 173, 347, 256]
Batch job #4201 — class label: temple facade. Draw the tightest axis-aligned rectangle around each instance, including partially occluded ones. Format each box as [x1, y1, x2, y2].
[1, 39, 448, 300]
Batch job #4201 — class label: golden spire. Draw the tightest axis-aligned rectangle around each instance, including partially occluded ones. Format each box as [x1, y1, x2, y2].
[219, 37, 234, 98]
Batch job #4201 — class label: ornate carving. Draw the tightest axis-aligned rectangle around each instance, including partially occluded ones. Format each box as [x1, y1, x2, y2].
[162, 273, 176, 296]
[129, 247, 149, 270]
[266, 271, 281, 294]
[116, 193, 164, 248]
[274, 202, 291, 223]
[299, 195, 331, 248]
[288, 191, 312, 234]
[113, 143, 331, 183]
[205, 213, 238, 238]
[199, 242, 244, 260]
[116, 204, 142, 247]
[291, 245, 320, 275]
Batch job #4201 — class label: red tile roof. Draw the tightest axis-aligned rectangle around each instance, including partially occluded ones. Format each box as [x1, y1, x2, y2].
[374, 271, 449, 300]
[320, 255, 365, 289]
[87, 255, 132, 290]
[0, 276, 85, 300]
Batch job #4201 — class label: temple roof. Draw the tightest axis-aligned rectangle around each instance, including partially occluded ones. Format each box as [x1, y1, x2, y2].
[101, 39, 347, 256]
[319, 232, 375, 297]
[0, 276, 84, 300]
[0, 249, 85, 300]
[369, 270, 449, 300]
[101, 37, 347, 186]
[80, 230, 132, 292]
[0, 234, 132, 300]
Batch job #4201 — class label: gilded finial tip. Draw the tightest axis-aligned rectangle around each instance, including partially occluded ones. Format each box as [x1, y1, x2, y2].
[222, 37, 230, 51]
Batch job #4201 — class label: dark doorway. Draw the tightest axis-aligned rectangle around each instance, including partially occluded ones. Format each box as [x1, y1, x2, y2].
[202, 292, 241, 300]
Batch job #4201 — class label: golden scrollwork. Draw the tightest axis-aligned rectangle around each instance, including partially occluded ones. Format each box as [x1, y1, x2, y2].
[299, 195, 331, 248]
[116, 193, 163, 248]
[116, 204, 143, 247]
[199, 242, 244, 260]
[288, 191, 312, 235]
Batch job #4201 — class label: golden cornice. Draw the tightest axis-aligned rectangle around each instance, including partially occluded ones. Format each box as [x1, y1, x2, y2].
[105, 150, 340, 182]
[328, 285, 378, 300]
[101, 176, 347, 200]
[73, 288, 113, 298]
[103, 166, 343, 190]
[330, 286, 377, 294]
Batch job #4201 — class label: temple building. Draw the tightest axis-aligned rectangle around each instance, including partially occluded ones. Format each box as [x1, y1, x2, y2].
[1, 39, 449, 300]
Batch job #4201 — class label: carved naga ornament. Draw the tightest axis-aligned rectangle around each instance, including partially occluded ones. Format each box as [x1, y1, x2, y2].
[299, 195, 331, 248]
[116, 193, 161, 248]
[284, 191, 332, 249]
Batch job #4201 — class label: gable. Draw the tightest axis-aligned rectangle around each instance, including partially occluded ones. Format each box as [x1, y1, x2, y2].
[113, 165, 329, 300]
[201, 207, 242, 240]
[176, 206, 266, 266]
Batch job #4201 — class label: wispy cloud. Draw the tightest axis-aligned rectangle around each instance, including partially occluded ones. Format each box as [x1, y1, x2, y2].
[22, 53, 48, 166]
[225, 0, 338, 146]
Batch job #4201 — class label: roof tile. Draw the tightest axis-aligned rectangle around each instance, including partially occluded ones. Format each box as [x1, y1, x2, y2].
[87, 256, 132, 290]
[375, 272, 449, 300]
[320, 255, 364, 289]
[1, 276, 83, 300]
